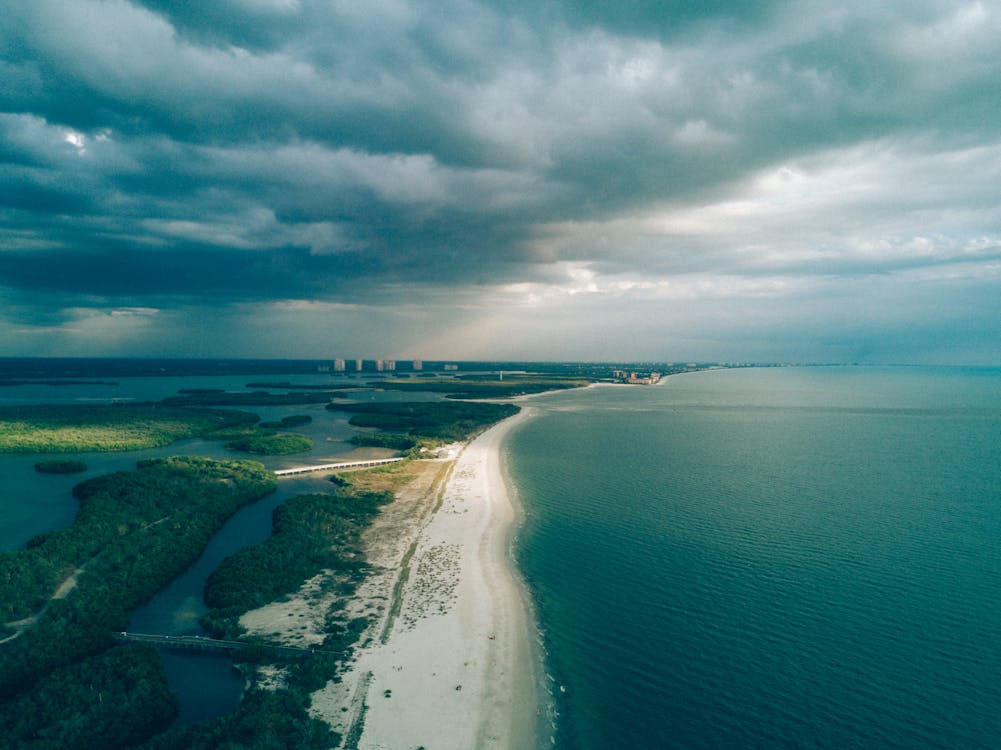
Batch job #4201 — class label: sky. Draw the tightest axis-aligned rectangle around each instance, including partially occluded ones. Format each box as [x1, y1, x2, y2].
[1, 0, 999, 364]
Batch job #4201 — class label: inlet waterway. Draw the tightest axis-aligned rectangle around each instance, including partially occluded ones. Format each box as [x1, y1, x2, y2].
[0, 371, 384, 726]
[127, 472, 330, 725]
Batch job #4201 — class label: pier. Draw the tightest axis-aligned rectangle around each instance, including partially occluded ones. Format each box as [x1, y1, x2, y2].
[274, 457, 404, 476]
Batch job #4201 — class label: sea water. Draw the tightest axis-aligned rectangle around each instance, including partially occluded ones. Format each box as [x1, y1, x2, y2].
[508, 367, 1001, 749]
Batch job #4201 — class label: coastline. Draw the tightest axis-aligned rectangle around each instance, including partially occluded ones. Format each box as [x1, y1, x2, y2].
[308, 407, 544, 749]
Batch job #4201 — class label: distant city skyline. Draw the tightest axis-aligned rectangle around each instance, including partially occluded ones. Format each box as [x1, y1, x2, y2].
[1, 1, 999, 364]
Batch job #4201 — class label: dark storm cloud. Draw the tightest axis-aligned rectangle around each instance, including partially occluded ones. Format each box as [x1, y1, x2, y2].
[1, 0, 1000, 361]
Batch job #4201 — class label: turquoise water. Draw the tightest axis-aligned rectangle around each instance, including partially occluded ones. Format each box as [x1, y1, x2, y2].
[508, 367, 1001, 749]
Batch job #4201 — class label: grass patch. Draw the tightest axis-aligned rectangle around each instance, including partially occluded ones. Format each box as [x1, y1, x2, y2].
[333, 460, 441, 494]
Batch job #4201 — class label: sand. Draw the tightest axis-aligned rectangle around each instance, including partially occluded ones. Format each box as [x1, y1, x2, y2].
[307, 408, 542, 749]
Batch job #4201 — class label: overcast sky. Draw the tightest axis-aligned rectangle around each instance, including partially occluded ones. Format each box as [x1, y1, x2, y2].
[2, 0, 999, 363]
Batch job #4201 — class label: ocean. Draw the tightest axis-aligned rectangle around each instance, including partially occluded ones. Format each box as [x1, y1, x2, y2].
[507, 367, 1001, 749]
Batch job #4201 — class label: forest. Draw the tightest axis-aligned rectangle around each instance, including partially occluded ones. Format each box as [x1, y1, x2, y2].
[0, 403, 260, 453]
[1, 451, 403, 748]
[0, 457, 277, 746]
[225, 432, 313, 455]
[34, 459, 88, 474]
[203, 488, 391, 638]
[149, 482, 394, 749]
[326, 399, 519, 440]
[371, 375, 592, 398]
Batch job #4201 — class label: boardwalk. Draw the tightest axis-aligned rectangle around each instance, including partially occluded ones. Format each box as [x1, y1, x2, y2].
[274, 457, 404, 477]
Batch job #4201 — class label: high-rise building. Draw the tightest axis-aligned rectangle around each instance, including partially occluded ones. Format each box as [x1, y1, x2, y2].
[355, 359, 363, 372]
[375, 359, 384, 371]
[333, 359, 346, 372]
[412, 359, 422, 371]
[385, 360, 396, 371]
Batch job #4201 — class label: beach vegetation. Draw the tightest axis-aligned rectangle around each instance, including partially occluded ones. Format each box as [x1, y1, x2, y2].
[166, 484, 397, 750]
[202, 488, 391, 638]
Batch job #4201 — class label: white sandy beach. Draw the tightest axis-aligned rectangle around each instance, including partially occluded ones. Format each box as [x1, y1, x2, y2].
[302, 408, 541, 749]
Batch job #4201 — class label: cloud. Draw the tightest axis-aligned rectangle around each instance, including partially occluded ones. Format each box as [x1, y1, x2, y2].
[1, 0, 999, 362]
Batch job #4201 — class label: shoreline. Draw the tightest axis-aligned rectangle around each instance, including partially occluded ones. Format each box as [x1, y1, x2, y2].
[308, 408, 544, 748]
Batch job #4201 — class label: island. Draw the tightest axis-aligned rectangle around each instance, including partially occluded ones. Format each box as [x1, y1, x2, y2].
[0, 387, 546, 748]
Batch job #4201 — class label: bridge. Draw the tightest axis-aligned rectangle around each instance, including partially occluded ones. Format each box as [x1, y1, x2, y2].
[113, 632, 334, 658]
[274, 457, 405, 477]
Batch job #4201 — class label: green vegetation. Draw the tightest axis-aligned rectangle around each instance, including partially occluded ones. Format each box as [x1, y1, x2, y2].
[157, 483, 395, 750]
[34, 459, 88, 474]
[327, 400, 519, 441]
[226, 432, 313, 455]
[199, 424, 260, 441]
[349, 432, 418, 451]
[202, 488, 391, 638]
[0, 457, 276, 705]
[278, 413, 312, 426]
[0, 404, 259, 453]
[138, 688, 335, 750]
[371, 376, 592, 399]
[0, 645, 177, 750]
[160, 392, 334, 407]
[259, 414, 313, 429]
